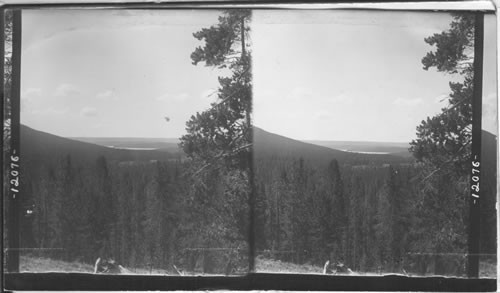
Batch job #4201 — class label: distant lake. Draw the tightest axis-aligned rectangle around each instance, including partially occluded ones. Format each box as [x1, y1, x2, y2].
[341, 149, 390, 155]
[107, 146, 158, 151]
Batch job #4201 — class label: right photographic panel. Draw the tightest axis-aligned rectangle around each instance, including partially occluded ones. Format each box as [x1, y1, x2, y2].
[252, 10, 497, 278]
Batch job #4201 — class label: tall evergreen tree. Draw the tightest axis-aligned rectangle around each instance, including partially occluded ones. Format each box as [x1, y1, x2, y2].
[409, 14, 474, 276]
[181, 10, 252, 171]
[178, 10, 252, 273]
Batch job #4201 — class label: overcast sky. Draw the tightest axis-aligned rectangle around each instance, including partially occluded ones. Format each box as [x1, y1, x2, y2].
[21, 9, 496, 142]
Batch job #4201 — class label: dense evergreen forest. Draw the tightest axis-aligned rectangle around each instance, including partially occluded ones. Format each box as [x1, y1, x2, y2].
[19, 127, 249, 274]
[17, 125, 497, 276]
[250, 12, 497, 277]
[253, 131, 497, 276]
[15, 9, 254, 275]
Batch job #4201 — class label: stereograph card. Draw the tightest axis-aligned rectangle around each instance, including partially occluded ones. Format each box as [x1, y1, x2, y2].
[1, 0, 498, 291]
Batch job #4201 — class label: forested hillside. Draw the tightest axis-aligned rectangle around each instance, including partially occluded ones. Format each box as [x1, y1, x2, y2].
[253, 129, 497, 276]
[19, 125, 249, 274]
[254, 128, 410, 166]
[21, 125, 180, 163]
[18, 9, 254, 275]
[18, 124, 496, 276]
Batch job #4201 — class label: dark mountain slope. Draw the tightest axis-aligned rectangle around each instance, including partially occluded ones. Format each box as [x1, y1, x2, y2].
[20, 125, 176, 165]
[253, 127, 410, 166]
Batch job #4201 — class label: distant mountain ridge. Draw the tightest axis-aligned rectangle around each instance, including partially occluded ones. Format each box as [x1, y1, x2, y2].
[20, 125, 496, 169]
[253, 127, 411, 166]
[20, 125, 177, 164]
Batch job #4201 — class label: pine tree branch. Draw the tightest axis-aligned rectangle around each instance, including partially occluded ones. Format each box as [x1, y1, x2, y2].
[215, 88, 242, 108]
[211, 66, 250, 108]
[228, 143, 252, 155]
[421, 141, 469, 182]
[191, 150, 225, 177]
[421, 167, 444, 182]
[442, 95, 471, 115]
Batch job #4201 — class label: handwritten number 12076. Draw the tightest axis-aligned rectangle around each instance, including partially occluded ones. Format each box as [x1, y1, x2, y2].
[10, 153, 20, 196]
[471, 159, 480, 199]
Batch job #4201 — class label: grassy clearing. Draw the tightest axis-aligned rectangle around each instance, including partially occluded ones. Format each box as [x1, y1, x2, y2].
[20, 255, 173, 275]
[19, 255, 496, 278]
[255, 256, 324, 274]
[255, 256, 497, 278]
[20, 255, 94, 273]
[254, 257, 376, 276]
[479, 258, 497, 279]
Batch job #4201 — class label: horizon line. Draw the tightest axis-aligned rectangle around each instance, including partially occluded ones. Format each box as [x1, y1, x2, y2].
[26, 124, 495, 145]
[68, 136, 411, 144]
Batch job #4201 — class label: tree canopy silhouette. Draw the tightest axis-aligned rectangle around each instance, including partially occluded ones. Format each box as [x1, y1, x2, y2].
[410, 14, 474, 177]
[181, 10, 252, 173]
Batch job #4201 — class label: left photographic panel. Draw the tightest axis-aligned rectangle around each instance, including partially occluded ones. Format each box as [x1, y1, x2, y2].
[4, 8, 252, 275]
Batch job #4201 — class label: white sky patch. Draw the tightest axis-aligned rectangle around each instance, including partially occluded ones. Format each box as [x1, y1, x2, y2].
[482, 92, 498, 134]
[96, 89, 117, 100]
[80, 107, 98, 117]
[288, 87, 313, 102]
[482, 14, 497, 135]
[91, 123, 105, 129]
[21, 88, 43, 112]
[330, 92, 354, 104]
[393, 97, 424, 106]
[313, 110, 334, 121]
[200, 88, 218, 100]
[174, 93, 189, 101]
[22, 87, 42, 99]
[156, 92, 190, 102]
[54, 83, 80, 97]
[32, 106, 69, 115]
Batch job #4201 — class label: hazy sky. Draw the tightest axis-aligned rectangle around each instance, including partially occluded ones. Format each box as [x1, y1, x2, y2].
[21, 9, 496, 142]
[21, 9, 223, 138]
[253, 10, 497, 142]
